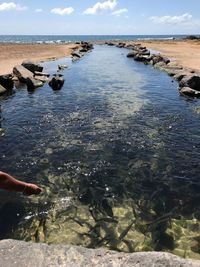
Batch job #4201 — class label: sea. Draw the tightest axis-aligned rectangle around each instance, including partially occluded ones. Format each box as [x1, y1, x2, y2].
[0, 34, 188, 43]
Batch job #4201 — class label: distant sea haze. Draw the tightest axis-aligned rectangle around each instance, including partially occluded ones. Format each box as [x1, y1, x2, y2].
[0, 35, 188, 43]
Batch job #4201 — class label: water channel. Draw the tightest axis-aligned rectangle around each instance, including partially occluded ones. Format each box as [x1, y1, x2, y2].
[0, 45, 200, 259]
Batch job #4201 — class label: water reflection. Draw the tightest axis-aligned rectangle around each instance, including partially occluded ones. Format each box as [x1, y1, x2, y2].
[0, 46, 200, 259]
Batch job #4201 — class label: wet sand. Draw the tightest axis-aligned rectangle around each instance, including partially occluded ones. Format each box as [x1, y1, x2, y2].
[0, 43, 80, 75]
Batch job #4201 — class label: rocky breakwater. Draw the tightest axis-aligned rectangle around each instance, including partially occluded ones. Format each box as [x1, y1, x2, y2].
[106, 42, 200, 99]
[71, 41, 93, 60]
[0, 42, 93, 96]
[0, 239, 200, 267]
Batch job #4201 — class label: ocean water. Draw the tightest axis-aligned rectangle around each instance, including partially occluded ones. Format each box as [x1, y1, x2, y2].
[0, 34, 187, 43]
[1, 45, 200, 259]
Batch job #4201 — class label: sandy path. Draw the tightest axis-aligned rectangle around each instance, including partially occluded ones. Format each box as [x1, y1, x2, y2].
[0, 43, 80, 75]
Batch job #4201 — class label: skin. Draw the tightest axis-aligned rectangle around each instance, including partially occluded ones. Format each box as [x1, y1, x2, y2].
[0, 171, 42, 195]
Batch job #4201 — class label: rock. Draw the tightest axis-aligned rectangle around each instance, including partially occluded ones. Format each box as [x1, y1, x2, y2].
[127, 51, 138, 58]
[34, 75, 49, 83]
[79, 48, 88, 53]
[151, 55, 170, 65]
[34, 71, 50, 77]
[81, 42, 93, 50]
[173, 71, 188, 81]
[0, 74, 14, 90]
[179, 87, 200, 97]
[58, 65, 68, 71]
[116, 42, 126, 48]
[49, 77, 64, 90]
[179, 75, 200, 91]
[26, 77, 43, 91]
[134, 54, 150, 62]
[140, 49, 150, 56]
[13, 65, 43, 90]
[154, 61, 167, 69]
[105, 42, 115, 46]
[0, 85, 7, 95]
[125, 44, 135, 49]
[71, 52, 81, 58]
[22, 60, 43, 73]
[0, 239, 199, 267]
[13, 65, 34, 83]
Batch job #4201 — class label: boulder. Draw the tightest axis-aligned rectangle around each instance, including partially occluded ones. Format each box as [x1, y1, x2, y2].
[34, 71, 50, 77]
[116, 42, 126, 48]
[71, 52, 81, 58]
[173, 72, 187, 81]
[105, 42, 115, 46]
[79, 48, 88, 53]
[26, 77, 43, 91]
[49, 77, 64, 90]
[0, 75, 14, 90]
[58, 65, 68, 71]
[151, 55, 170, 65]
[13, 65, 34, 83]
[81, 42, 93, 50]
[34, 75, 49, 83]
[179, 75, 200, 91]
[134, 54, 150, 62]
[140, 49, 150, 56]
[0, 85, 7, 95]
[125, 44, 136, 49]
[127, 51, 138, 58]
[22, 60, 43, 73]
[179, 87, 200, 97]
[0, 239, 199, 267]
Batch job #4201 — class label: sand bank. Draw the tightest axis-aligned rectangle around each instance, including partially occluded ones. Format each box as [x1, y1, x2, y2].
[139, 40, 200, 72]
[0, 43, 80, 75]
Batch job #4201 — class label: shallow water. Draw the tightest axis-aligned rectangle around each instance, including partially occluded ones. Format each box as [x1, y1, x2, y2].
[1, 45, 200, 259]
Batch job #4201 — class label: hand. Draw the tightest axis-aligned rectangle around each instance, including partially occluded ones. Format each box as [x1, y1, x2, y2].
[23, 183, 42, 195]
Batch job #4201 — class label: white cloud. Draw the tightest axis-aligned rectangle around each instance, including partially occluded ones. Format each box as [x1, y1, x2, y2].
[51, 7, 74, 16]
[150, 13, 192, 25]
[0, 2, 27, 11]
[83, 0, 117, 15]
[112, 8, 128, 17]
[35, 8, 42, 13]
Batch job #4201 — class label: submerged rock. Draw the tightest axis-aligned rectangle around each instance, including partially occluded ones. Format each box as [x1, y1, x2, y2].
[0, 239, 199, 267]
[58, 65, 68, 71]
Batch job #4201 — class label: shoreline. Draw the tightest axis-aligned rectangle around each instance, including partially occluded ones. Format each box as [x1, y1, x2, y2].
[0, 40, 200, 75]
[0, 43, 80, 75]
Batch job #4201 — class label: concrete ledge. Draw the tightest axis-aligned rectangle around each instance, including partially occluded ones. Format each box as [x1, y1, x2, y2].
[0, 239, 200, 267]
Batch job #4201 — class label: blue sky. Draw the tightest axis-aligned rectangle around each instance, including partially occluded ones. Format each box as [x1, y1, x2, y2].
[0, 0, 200, 35]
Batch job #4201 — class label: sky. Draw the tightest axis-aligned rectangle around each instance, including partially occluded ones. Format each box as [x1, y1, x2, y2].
[0, 0, 200, 35]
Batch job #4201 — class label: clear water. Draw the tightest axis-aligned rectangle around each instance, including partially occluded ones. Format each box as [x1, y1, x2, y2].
[1, 45, 200, 259]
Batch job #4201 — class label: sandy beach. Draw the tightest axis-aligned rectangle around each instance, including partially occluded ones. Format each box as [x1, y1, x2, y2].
[140, 40, 200, 72]
[0, 43, 80, 75]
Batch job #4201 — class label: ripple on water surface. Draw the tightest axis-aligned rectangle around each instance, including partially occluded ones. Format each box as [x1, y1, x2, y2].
[0, 46, 200, 259]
